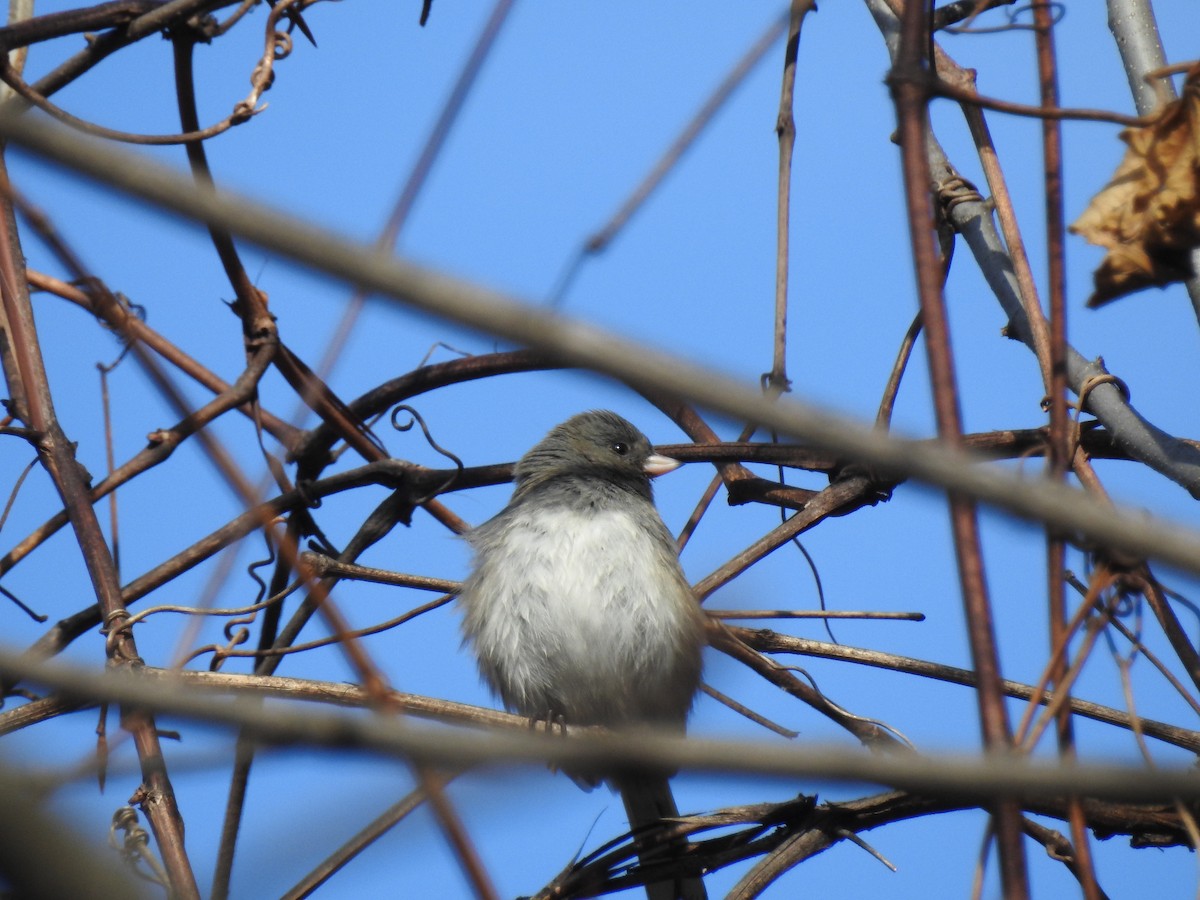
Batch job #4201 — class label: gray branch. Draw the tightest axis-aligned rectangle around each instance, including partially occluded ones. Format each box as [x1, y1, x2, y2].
[866, 0, 1200, 496]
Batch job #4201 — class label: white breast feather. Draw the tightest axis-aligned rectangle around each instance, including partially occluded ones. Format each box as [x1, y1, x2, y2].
[463, 504, 693, 723]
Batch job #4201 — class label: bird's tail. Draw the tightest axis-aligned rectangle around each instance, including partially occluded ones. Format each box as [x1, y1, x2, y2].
[616, 774, 707, 900]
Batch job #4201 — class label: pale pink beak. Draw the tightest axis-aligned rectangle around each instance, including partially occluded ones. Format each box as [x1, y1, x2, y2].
[643, 453, 681, 477]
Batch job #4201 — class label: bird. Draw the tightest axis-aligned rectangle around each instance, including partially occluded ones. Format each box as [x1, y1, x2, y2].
[459, 410, 707, 900]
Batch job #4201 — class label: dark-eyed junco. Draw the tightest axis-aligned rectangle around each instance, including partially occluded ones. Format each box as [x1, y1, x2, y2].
[459, 410, 707, 900]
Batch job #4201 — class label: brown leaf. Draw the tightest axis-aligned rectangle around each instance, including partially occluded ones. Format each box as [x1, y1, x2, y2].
[1070, 62, 1200, 307]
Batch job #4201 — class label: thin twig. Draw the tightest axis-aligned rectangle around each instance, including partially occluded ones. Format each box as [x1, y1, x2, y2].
[550, 10, 789, 303]
[919, 71, 1148, 126]
[766, 0, 815, 394]
[875, 310, 923, 428]
[700, 683, 799, 739]
[707, 609, 923, 621]
[732, 625, 1200, 754]
[709, 620, 905, 751]
[280, 781, 441, 899]
[890, 1, 1028, 891]
[1032, 2, 1101, 892]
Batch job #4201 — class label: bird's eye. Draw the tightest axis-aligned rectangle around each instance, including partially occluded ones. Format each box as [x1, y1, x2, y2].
[611, 441, 629, 456]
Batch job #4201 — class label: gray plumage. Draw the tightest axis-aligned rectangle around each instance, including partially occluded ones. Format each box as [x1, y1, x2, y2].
[459, 410, 706, 900]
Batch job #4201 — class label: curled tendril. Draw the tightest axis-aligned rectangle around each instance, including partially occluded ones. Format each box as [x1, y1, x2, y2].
[946, 2, 1066, 35]
[109, 578, 304, 668]
[191, 624, 252, 671]
[294, 479, 322, 510]
[213, 614, 256, 671]
[389, 405, 464, 504]
[110, 806, 168, 886]
[223, 613, 257, 645]
[245, 529, 279, 608]
[1111, 582, 1139, 618]
[102, 609, 134, 659]
[273, 30, 293, 61]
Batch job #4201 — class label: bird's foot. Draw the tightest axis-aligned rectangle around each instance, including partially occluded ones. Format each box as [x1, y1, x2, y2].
[529, 709, 569, 737]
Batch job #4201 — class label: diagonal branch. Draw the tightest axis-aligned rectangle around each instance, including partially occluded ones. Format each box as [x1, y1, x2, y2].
[889, 0, 1028, 891]
[0, 162, 199, 895]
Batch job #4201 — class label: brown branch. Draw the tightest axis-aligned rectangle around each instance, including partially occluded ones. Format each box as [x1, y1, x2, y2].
[661, 427, 1200, 469]
[1021, 818, 1111, 899]
[0, 1, 246, 132]
[290, 349, 559, 468]
[1032, 2, 1101, 892]
[730, 626, 1200, 755]
[26, 268, 298, 447]
[298, 553, 461, 592]
[692, 474, 881, 601]
[1139, 572, 1200, 695]
[708, 609, 924, 621]
[0, 342, 276, 580]
[924, 72, 1148, 127]
[171, 34, 269, 331]
[0, 668, 537, 737]
[0, 664, 1192, 867]
[7, 421, 1188, 666]
[890, 1, 1028, 892]
[280, 780, 442, 900]
[0, 163, 199, 894]
[957, 71, 1055, 392]
[0, 55, 250, 144]
[931, 0, 1016, 31]
[700, 682, 799, 739]
[727, 790, 1181, 899]
[709, 619, 905, 752]
[766, 1, 815, 394]
[875, 310, 923, 428]
[0, 0, 200, 50]
[97, 363, 120, 578]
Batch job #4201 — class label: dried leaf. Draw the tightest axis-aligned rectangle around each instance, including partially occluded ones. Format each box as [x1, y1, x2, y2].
[1070, 63, 1200, 307]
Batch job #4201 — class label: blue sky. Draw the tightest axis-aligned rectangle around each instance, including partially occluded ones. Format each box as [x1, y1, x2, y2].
[3, 1, 1200, 897]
